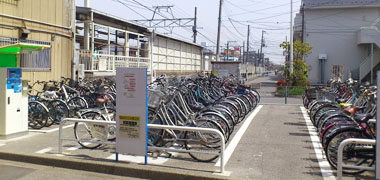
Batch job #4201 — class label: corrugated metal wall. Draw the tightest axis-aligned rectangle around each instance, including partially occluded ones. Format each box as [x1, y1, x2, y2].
[0, 0, 73, 83]
[152, 36, 202, 73]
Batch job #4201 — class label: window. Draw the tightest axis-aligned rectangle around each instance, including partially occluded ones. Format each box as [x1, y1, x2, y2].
[20, 48, 51, 71]
[331, 64, 344, 81]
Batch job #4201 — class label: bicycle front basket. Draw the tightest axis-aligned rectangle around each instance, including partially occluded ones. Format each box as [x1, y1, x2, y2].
[316, 91, 336, 102]
[148, 90, 165, 108]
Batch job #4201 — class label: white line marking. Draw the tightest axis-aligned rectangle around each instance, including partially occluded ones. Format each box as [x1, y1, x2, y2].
[300, 106, 336, 180]
[66, 143, 91, 151]
[215, 105, 263, 167]
[107, 154, 169, 165]
[35, 147, 53, 154]
[212, 170, 232, 176]
[29, 124, 75, 133]
[0, 124, 75, 143]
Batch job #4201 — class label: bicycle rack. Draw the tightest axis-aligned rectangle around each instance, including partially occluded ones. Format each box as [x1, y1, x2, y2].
[58, 118, 116, 154]
[59, 118, 226, 174]
[337, 138, 375, 180]
[147, 124, 225, 174]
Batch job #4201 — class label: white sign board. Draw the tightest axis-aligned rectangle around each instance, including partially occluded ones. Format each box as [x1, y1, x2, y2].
[89, 123, 107, 141]
[116, 68, 147, 156]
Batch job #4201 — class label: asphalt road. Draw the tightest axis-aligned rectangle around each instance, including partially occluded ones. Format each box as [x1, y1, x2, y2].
[247, 73, 303, 105]
[0, 159, 142, 180]
[0, 103, 374, 179]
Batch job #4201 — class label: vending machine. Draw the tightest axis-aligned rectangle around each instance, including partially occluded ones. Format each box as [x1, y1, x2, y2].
[0, 68, 28, 136]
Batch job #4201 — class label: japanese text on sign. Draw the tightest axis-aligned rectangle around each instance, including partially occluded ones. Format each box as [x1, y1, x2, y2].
[119, 115, 140, 139]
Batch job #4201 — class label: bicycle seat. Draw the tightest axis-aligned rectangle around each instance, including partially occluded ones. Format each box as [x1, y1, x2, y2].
[343, 106, 366, 115]
[96, 97, 109, 103]
[202, 98, 215, 106]
[189, 103, 204, 111]
[343, 106, 357, 115]
[354, 113, 372, 122]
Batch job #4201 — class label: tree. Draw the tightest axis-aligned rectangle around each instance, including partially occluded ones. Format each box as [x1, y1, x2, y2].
[280, 41, 313, 86]
[280, 41, 313, 60]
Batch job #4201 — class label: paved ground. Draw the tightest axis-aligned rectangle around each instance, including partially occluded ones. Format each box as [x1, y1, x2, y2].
[1, 105, 373, 179]
[247, 73, 303, 105]
[226, 105, 322, 180]
[0, 159, 141, 180]
[0, 84, 374, 179]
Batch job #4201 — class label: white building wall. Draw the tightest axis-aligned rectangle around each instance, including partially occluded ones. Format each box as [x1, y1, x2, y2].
[152, 36, 202, 73]
[304, 7, 380, 84]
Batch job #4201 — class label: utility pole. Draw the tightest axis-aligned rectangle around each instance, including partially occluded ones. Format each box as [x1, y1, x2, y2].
[246, 25, 250, 78]
[240, 41, 245, 63]
[260, 30, 265, 68]
[289, 0, 294, 74]
[84, 0, 90, 50]
[240, 42, 243, 62]
[193, 7, 197, 43]
[301, 3, 305, 43]
[226, 43, 229, 61]
[242, 41, 246, 79]
[216, 0, 223, 61]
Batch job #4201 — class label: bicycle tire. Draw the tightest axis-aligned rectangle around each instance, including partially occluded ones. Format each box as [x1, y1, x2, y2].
[185, 119, 223, 162]
[74, 111, 106, 149]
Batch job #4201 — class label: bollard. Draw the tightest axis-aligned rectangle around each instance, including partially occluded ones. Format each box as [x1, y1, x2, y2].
[285, 86, 288, 104]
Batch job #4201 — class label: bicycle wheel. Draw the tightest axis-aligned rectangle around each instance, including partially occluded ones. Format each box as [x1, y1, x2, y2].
[99, 107, 116, 140]
[104, 93, 116, 108]
[28, 101, 49, 129]
[46, 100, 69, 126]
[82, 95, 96, 108]
[74, 111, 106, 149]
[185, 119, 223, 162]
[220, 100, 240, 125]
[147, 108, 165, 146]
[200, 112, 230, 141]
[226, 97, 245, 121]
[325, 129, 374, 174]
[68, 97, 88, 117]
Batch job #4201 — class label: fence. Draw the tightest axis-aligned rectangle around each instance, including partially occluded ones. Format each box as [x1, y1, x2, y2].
[252, 82, 305, 105]
[59, 118, 226, 174]
[78, 49, 150, 72]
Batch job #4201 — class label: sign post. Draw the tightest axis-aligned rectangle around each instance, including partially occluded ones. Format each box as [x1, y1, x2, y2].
[116, 68, 148, 164]
[376, 71, 380, 179]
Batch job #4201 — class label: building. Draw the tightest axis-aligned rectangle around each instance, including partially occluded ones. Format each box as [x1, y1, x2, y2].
[0, 0, 75, 83]
[75, 7, 203, 80]
[242, 51, 257, 64]
[295, 0, 380, 84]
[202, 48, 215, 72]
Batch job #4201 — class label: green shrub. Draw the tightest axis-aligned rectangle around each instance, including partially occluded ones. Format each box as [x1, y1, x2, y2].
[289, 88, 304, 95]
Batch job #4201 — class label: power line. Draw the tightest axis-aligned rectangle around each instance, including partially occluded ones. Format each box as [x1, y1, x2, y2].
[224, 1, 300, 17]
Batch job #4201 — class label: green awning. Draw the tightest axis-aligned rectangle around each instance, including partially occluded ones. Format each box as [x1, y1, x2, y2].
[0, 43, 50, 54]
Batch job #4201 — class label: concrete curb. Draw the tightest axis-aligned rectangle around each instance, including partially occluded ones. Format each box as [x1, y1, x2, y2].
[0, 151, 230, 180]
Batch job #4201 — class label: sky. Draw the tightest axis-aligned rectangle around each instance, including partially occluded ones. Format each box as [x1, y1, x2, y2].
[76, 0, 302, 65]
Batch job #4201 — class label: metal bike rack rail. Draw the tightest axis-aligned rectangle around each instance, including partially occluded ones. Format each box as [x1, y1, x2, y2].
[337, 138, 376, 180]
[59, 118, 116, 154]
[147, 124, 226, 174]
[58, 118, 226, 174]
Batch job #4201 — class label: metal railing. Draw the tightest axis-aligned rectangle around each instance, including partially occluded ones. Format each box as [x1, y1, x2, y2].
[359, 49, 380, 81]
[0, 36, 51, 48]
[337, 138, 376, 180]
[147, 124, 225, 174]
[58, 118, 226, 174]
[78, 50, 150, 72]
[58, 118, 116, 154]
